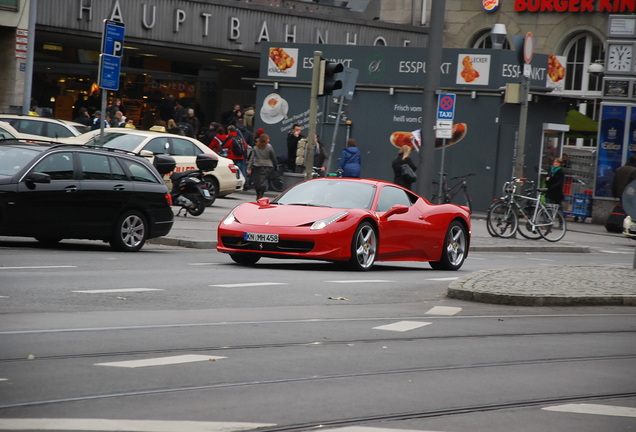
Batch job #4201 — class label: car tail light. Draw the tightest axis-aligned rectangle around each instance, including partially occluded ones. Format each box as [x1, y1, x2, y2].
[165, 193, 172, 206]
[228, 164, 238, 174]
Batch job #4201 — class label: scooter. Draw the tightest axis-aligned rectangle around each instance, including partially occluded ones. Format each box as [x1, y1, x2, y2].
[169, 154, 218, 217]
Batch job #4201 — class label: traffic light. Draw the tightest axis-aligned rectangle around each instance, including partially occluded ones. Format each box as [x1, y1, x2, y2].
[318, 59, 344, 96]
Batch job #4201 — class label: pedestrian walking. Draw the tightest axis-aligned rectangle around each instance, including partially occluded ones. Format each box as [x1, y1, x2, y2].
[247, 134, 278, 200]
[338, 138, 361, 178]
[392, 145, 417, 190]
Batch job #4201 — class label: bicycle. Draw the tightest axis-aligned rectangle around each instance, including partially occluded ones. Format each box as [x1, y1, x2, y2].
[486, 177, 567, 242]
[432, 173, 474, 212]
[267, 163, 287, 192]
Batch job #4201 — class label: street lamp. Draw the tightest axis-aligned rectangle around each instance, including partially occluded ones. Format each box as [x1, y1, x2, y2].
[491, 23, 507, 49]
[588, 60, 605, 76]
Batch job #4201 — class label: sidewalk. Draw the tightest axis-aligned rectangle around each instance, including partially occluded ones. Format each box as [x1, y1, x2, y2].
[151, 191, 636, 306]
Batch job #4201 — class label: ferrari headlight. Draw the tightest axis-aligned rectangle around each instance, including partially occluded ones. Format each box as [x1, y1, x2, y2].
[222, 210, 237, 225]
[310, 212, 348, 230]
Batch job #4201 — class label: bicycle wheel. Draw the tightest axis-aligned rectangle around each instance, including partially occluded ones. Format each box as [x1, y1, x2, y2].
[486, 200, 518, 238]
[537, 206, 567, 242]
[517, 203, 542, 240]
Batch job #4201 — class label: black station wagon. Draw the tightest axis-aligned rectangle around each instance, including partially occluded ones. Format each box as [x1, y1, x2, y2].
[0, 141, 176, 251]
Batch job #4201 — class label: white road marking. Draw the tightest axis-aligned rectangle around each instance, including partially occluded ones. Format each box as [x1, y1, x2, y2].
[373, 321, 431, 332]
[600, 250, 632, 254]
[0, 419, 276, 431]
[210, 282, 287, 288]
[319, 427, 442, 432]
[0, 296, 8, 298]
[543, 403, 636, 418]
[426, 306, 462, 316]
[73, 288, 162, 294]
[527, 258, 553, 261]
[189, 262, 220, 266]
[0, 266, 76, 270]
[0, 378, 7, 382]
[426, 277, 459, 281]
[326, 280, 393, 283]
[94, 354, 225, 368]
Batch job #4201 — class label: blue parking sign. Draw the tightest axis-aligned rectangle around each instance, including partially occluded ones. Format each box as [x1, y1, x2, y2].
[102, 20, 125, 57]
[98, 54, 121, 90]
[437, 94, 456, 120]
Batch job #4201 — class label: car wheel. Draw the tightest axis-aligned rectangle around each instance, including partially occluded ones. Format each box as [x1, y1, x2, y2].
[34, 236, 62, 246]
[110, 210, 147, 252]
[430, 220, 467, 271]
[230, 253, 261, 265]
[186, 193, 206, 216]
[350, 221, 377, 271]
[203, 175, 218, 206]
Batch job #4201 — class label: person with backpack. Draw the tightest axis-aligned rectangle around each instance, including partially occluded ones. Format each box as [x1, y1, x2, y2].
[223, 125, 248, 180]
[209, 126, 227, 155]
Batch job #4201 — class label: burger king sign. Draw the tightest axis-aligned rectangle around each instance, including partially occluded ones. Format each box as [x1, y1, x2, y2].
[483, 0, 500, 12]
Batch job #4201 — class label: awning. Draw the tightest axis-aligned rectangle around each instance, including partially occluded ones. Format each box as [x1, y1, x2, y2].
[565, 109, 598, 138]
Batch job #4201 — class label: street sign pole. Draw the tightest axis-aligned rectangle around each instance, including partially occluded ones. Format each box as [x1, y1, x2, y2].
[305, 51, 322, 181]
[515, 32, 534, 179]
[98, 20, 125, 143]
[436, 93, 455, 203]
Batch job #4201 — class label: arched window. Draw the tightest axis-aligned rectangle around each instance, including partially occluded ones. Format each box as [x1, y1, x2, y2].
[471, 30, 511, 50]
[562, 32, 604, 93]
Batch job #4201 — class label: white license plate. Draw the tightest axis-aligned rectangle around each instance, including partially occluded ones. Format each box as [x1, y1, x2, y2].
[244, 232, 279, 243]
[203, 189, 210, 197]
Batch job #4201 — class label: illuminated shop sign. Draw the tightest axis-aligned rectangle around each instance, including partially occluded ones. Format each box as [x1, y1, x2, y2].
[514, 0, 635, 13]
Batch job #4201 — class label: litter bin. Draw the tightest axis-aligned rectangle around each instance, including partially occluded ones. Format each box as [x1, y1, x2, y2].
[282, 172, 305, 190]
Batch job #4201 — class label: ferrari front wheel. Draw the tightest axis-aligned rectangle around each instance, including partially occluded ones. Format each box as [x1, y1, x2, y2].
[350, 222, 377, 271]
[430, 221, 467, 271]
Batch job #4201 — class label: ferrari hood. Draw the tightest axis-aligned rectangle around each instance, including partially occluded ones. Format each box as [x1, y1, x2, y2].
[233, 203, 348, 227]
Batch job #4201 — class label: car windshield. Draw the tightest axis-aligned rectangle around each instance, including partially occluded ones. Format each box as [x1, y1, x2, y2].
[0, 146, 40, 176]
[274, 179, 376, 209]
[90, 133, 147, 152]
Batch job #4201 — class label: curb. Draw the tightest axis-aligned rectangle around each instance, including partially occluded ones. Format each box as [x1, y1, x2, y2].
[447, 267, 636, 306]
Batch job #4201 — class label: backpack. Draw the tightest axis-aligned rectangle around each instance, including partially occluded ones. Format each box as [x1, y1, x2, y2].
[231, 136, 245, 157]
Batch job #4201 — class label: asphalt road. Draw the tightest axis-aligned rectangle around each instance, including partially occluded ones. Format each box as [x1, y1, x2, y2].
[0, 229, 635, 432]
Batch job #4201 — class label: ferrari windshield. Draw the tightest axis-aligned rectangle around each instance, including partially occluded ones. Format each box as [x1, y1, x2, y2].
[274, 179, 376, 209]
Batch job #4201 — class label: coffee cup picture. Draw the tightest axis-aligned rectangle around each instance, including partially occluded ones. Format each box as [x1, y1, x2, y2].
[260, 93, 289, 124]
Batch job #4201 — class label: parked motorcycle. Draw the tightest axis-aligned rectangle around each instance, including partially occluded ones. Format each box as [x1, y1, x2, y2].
[170, 154, 218, 216]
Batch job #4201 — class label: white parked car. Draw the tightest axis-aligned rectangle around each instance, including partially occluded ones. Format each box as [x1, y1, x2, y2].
[0, 114, 88, 139]
[66, 129, 245, 203]
[0, 120, 50, 141]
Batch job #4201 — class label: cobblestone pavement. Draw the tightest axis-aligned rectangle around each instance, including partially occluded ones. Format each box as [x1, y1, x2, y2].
[448, 266, 636, 306]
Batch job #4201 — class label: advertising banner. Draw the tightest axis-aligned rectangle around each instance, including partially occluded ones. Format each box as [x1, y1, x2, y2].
[596, 105, 628, 197]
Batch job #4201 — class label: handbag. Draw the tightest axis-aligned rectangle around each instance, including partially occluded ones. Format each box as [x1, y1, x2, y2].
[401, 163, 417, 182]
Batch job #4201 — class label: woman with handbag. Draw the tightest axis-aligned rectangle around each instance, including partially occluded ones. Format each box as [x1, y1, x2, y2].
[392, 145, 417, 190]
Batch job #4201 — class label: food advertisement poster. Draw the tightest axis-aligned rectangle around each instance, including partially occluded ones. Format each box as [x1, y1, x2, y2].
[267, 47, 299, 78]
[546, 55, 566, 92]
[595, 105, 628, 197]
[456, 54, 490, 85]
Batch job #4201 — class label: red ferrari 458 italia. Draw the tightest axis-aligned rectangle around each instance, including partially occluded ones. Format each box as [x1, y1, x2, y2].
[217, 178, 471, 271]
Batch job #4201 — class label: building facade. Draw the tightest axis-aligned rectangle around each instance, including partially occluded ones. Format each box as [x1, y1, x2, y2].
[0, 0, 633, 217]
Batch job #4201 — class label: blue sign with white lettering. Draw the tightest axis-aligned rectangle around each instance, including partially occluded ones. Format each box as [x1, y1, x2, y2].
[98, 54, 121, 90]
[102, 20, 125, 57]
[437, 94, 456, 120]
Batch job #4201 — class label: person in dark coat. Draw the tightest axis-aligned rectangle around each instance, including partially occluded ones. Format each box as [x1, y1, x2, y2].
[545, 157, 565, 205]
[338, 138, 361, 178]
[611, 154, 636, 203]
[392, 145, 417, 190]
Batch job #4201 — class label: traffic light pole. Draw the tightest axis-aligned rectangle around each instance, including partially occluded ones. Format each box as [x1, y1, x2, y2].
[305, 50, 322, 180]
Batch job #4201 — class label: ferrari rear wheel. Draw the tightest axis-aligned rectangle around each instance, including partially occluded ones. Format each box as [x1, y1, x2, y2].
[350, 221, 377, 271]
[230, 253, 261, 265]
[430, 220, 467, 271]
